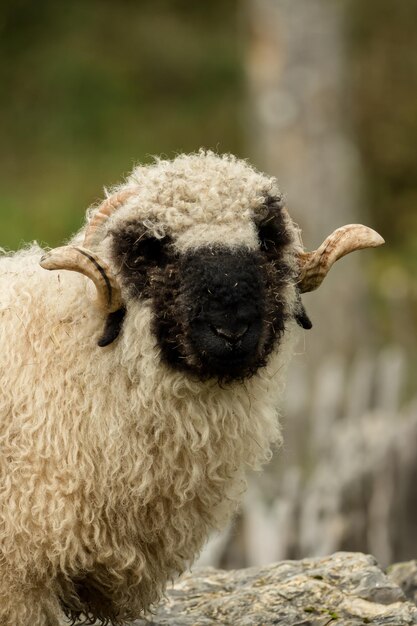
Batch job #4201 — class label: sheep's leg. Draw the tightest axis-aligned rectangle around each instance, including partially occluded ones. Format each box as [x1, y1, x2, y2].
[0, 580, 63, 626]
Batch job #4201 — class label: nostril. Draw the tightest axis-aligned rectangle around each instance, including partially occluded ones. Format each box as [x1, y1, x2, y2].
[211, 324, 249, 343]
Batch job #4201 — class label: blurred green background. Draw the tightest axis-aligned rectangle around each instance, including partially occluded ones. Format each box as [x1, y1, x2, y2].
[0, 0, 416, 328]
[0, 0, 243, 247]
[349, 0, 417, 345]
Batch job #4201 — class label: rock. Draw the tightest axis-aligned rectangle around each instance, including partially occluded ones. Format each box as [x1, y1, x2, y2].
[387, 561, 417, 606]
[134, 553, 417, 625]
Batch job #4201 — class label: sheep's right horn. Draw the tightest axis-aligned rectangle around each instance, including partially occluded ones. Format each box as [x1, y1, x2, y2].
[84, 188, 138, 249]
[40, 246, 126, 347]
[297, 224, 384, 293]
[40, 246, 123, 312]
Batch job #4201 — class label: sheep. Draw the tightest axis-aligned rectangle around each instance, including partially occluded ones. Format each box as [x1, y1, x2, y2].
[0, 151, 383, 625]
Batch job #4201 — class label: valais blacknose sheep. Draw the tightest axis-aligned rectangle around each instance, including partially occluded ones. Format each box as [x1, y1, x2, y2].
[0, 152, 383, 625]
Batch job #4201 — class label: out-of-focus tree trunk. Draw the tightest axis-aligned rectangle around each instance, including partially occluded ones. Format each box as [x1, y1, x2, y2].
[245, 0, 369, 505]
[240, 0, 417, 568]
[197, 0, 417, 571]
[246, 0, 371, 359]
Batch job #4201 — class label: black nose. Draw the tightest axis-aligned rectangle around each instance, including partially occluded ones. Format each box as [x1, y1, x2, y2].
[211, 323, 249, 345]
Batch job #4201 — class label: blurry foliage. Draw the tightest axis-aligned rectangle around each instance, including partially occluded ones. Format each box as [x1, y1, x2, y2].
[0, 0, 243, 248]
[349, 2, 417, 254]
[348, 0, 417, 348]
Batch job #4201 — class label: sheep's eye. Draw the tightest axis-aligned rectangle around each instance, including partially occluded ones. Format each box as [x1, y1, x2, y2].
[111, 223, 172, 273]
[256, 195, 292, 257]
[257, 216, 291, 257]
[135, 237, 166, 265]
[129, 235, 170, 269]
[257, 218, 281, 252]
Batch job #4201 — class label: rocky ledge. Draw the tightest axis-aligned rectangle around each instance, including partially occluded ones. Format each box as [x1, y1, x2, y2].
[135, 553, 417, 625]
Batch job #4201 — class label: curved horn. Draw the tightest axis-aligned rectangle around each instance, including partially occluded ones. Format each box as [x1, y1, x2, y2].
[83, 188, 138, 249]
[40, 246, 126, 347]
[297, 224, 384, 293]
[40, 246, 124, 313]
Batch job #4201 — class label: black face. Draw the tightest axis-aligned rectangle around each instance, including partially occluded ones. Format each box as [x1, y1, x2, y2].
[178, 249, 268, 380]
[110, 194, 311, 382]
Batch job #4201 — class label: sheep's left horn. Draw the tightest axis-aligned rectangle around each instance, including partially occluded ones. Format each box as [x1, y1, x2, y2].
[40, 246, 125, 347]
[297, 224, 384, 293]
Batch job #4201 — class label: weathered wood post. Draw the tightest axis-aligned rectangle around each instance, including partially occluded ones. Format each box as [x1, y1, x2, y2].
[200, 0, 416, 569]
[246, 0, 370, 360]
[241, 0, 395, 565]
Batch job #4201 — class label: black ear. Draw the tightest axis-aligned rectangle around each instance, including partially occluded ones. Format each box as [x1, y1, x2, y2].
[294, 293, 312, 330]
[98, 307, 126, 347]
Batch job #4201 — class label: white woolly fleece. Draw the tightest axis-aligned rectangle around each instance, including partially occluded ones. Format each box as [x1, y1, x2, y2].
[99, 152, 283, 252]
[0, 151, 301, 625]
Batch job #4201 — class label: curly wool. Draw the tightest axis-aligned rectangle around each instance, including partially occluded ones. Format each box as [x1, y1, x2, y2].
[0, 152, 301, 625]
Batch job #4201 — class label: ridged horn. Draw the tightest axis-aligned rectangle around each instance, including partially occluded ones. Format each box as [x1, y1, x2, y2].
[40, 246, 124, 312]
[40, 246, 126, 347]
[83, 188, 138, 249]
[39, 185, 137, 347]
[297, 224, 384, 293]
